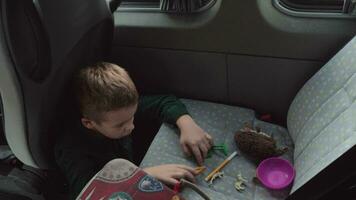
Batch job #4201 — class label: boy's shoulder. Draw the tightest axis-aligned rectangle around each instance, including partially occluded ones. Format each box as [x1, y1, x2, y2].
[55, 119, 89, 149]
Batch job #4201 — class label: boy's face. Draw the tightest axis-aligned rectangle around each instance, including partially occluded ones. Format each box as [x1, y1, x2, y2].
[82, 104, 138, 139]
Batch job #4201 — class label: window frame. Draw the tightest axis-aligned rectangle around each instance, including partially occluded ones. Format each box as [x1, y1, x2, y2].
[273, 0, 356, 18]
[119, 0, 161, 11]
[117, 0, 217, 13]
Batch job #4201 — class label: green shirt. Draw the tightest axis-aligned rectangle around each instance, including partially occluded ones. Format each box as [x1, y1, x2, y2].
[54, 95, 188, 199]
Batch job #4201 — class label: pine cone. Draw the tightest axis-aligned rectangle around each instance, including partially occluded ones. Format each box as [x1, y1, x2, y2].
[235, 123, 287, 163]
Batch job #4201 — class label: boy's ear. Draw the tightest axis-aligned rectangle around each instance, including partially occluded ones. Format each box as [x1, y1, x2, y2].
[81, 117, 96, 130]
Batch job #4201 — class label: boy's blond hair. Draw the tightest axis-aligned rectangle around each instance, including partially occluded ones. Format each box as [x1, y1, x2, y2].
[77, 62, 138, 122]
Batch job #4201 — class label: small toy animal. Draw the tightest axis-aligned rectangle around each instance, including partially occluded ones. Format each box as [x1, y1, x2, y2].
[235, 173, 248, 192]
[208, 171, 224, 186]
[235, 123, 288, 163]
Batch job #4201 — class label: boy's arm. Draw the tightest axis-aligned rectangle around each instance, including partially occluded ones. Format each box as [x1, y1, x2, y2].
[138, 95, 189, 124]
[55, 146, 99, 199]
[139, 95, 213, 165]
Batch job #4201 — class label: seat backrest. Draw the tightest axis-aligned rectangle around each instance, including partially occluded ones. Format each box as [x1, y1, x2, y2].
[287, 36, 356, 194]
[0, 0, 114, 169]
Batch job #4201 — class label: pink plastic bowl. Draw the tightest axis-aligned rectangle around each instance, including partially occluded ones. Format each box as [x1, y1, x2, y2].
[256, 157, 295, 190]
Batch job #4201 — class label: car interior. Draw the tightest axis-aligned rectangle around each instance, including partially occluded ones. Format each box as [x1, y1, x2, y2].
[0, 0, 355, 199]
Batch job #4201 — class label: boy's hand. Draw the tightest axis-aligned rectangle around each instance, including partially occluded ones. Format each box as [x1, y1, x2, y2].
[143, 164, 197, 185]
[176, 115, 213, 166]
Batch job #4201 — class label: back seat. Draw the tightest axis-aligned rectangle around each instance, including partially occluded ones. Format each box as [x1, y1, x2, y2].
[140, 36, 356, 199]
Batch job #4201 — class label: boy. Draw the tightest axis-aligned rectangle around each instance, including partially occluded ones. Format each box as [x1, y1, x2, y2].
[55, 62, 213, 199]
